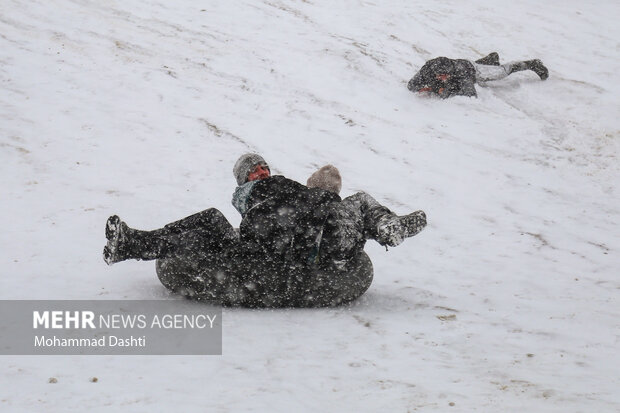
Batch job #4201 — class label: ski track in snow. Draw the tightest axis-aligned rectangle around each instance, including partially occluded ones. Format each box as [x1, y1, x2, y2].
[1, 0, 619, 411]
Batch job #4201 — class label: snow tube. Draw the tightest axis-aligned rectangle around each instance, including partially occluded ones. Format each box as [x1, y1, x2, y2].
[155, 251, 373, 308]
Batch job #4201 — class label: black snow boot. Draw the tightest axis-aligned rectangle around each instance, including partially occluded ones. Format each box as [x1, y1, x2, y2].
[103, 215, 128, 265]
[508, 59, 549, 80]
[525, 59, 549, 80]
[103, 215, 167, 265]
[475, 52, 500, 66]
[376, 210, 427, 247]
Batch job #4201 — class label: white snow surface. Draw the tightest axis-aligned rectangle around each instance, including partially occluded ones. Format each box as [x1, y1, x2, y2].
[1, 0, 619, 411]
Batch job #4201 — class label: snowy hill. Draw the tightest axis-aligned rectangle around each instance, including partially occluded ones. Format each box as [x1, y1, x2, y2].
[1, 0, 619, 411]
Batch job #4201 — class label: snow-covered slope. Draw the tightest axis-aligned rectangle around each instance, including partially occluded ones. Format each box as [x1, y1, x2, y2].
[1, 0, 619, 411]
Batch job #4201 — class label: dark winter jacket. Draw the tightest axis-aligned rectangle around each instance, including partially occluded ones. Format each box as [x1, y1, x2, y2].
[407, 57, 477, 98]
[236, 176, 341, 267]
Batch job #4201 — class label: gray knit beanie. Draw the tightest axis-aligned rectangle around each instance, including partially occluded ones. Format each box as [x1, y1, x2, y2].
[233, 153, 268, 185]
[306, 164, 342, 194]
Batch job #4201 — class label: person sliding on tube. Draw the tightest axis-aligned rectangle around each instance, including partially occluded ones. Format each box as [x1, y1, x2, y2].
[103, 154, 426, 306]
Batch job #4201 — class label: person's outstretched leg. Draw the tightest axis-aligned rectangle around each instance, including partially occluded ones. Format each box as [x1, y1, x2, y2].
[339, 192, 426, 247]
[474, 59, 548, 83]
[320, 192, 426, 266]
[103, 208, 237, 265]
[506, 59, 549, 80]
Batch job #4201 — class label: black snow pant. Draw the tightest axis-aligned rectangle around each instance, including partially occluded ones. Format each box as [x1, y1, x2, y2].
[128, 208, 238, 262]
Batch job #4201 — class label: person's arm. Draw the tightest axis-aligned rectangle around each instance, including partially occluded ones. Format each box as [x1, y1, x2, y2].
[234, 175, 303, 216]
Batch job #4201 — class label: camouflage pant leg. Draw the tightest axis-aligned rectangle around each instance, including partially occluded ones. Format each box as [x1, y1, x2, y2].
[320, 192, 392, 267]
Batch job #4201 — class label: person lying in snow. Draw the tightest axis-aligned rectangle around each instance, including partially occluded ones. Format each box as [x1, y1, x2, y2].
[103, 153, 427, 307]
[407, 52, 549, 98]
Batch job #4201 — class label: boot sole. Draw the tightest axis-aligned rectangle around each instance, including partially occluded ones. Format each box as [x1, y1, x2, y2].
[402, 211, 427, 238]
[104, 215, 122, 265]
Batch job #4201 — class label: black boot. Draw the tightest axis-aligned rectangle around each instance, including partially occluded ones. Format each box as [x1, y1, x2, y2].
[475, 52, 500, 66]
[525, 59, 549, 80]
[103, 215, 168, 265]
[508, 59, 549, 80]
[103, 215, 127, 265]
